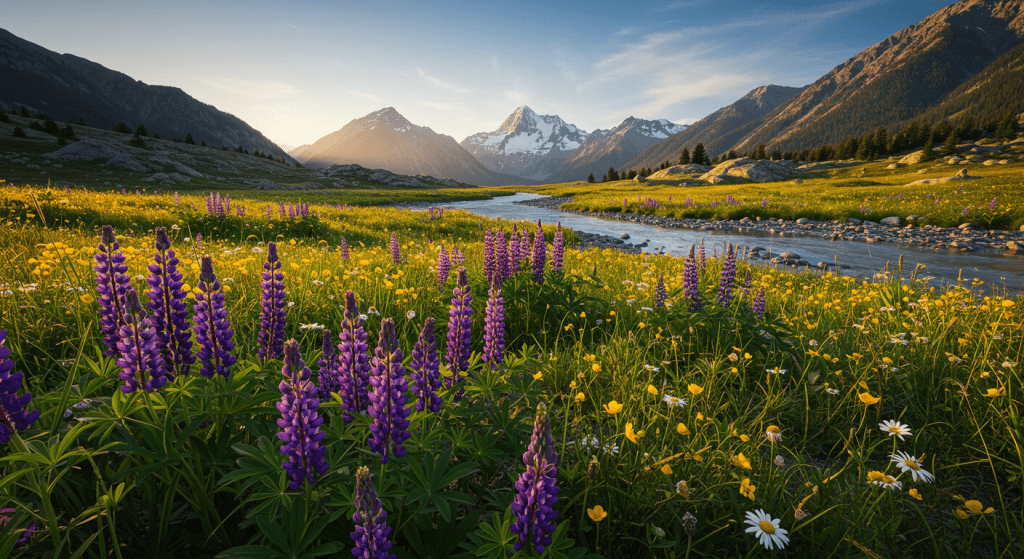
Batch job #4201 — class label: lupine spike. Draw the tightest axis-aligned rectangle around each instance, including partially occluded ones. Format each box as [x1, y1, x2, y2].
[409, 318, 442, 413]
[552, 222, 563, 276]
[495, 229, 508, 284]
[368, 318, 411, 464]
[698, 238, 706, 270]
[340, 237, 349, 260]
[115, 290, 168, 393]
[145, 227, 194, 379]
[716, 243, 736, 307]
[276, 340, 329, 489]
[193, 256, 237, 379]
[445, 268, 473, 400]
[752, 288, 766, 319]
[337, 291, 371, 423]
[509, 224, 519, 272]
[0, 330, 41, 444]
[532, 220, 546, 284]
[520, 228, 531, 267]
[654, 274, 667, 308]
[351, 466, 396, 559]
[390, 232, 401, 264]
[316, 329, 341, 400]
[437, 245, 451, 288]
[482, 281, 506, 368]
[484, 228, 495, 285]
[94, 225, 131, 356]
[684, 245, 701, 312]
[258, 243, 288, 361]
[511, 402, 560, 555]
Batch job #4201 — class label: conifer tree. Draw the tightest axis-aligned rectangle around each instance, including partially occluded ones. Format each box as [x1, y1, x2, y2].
[586, 173, 595, 183]
[753, 144, 766, 160]
[921, 133, 936, 161]
[678, 147, 690, 165]
[185, 132, 196, 145]
[114, 121, 131, 134]
[940, 132, 959, 157]
[691, 143, 707, 165]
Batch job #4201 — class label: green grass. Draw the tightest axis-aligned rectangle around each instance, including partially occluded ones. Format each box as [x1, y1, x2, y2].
[0, 179, 1022, 557]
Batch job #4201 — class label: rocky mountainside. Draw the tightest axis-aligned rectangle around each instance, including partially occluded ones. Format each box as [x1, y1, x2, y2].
[733, 0, 1024, 152]
[460, 106, 589, 181]
[0, 29, 295, 163]
[293, 108, 528, 186]
[624, 85, 802, 171]
[546, 117, 687, 182]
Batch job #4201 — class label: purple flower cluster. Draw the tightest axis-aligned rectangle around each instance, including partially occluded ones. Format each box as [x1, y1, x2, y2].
[494, 229, 509, 284]
[409, 318, 442, 413]
[532, 220, 546, 284]
[258, 243, 288, 361]
[145, 228, 194, 378]
[193, 256, 237, 379]
[654, 274, 667, 308]
[445, 268, 473, 400]
[276, 340, 329, 490]
[115, 290, 168, 393]
[484, 228, 496, 285]
[316, 329, 341, 400]
[94, 225, 131, 356]
[482, 283, 505, 368]
[390, 232, 401, 264]
[520, 228, 531, 268]
[337, 291, 371, 423]
[552, 222, 563, 276]
[716, 243, 736, 307]
[340, 237, 350, 260]
[351, 466, 396, 559]
[684, 246, 701, 312]
[0, 330, 40, 444]
[452, 247, 466, 265]
[437, 245, 451, 289]
[752, 288, 766, 319]
[0, 508, 35, 548]
[698, 238, 706, 270]
[368, 318, 411, 464]
[511, 403, 559, 555]
[509, 225, 520, 272]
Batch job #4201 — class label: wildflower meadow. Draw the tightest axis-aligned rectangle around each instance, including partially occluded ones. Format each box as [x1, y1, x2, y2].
[0, 184, 1021, 558]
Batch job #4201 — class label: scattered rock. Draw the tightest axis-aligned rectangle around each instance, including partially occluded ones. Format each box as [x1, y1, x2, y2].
[698, 157, 797, 183]
[706, 175, 727, 184]
[646, 164, 713, 180]
[792, 178, 804, 184]
[880, 216, 901, 226]
[46, 138, 125, 162]
[848, 218, 862, 225]
[947, 156, 964, 164]
[796, 217, 810, 224]
[899, 150, 926, 165]
[619, 233, 630, 240]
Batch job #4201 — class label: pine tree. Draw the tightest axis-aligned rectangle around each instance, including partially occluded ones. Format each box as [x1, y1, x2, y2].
[76, 118, 86, 126]
[917, 122, 932, 148]
[753, 144, 767, 160]
[955, 115, 976, 141]
[691, 143, 707, 166]
[727, 150, 738, 160]
[19, 106, 30, 118]
[873, 127, 888, 155]
[855, 132, 875, 161]
[43, 116, 60, 136]
[607, 167, 619, 181]
[0, 111, 8, 123]
[136, 124, 148, 137]
[12, 126, 26, 138]
[921, 133, 936, 161]
[940, 132, 959, 157]
[678, 147, 690, 165]
[185, 132, 196, 145]
[996, 112, 1018, 142]
[114, 121, 131, 134]
[587, 173, 595, 183]
[932, 119, 953, 143]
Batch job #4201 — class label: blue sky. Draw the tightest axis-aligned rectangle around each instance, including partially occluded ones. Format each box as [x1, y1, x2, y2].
[1, 0, 957, 147]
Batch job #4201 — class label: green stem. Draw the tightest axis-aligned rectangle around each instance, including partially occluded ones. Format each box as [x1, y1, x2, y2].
[10, 434, 62, 552]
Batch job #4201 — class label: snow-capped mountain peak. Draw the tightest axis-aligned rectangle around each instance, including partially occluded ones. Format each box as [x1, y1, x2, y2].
[460, 106, 590, 180]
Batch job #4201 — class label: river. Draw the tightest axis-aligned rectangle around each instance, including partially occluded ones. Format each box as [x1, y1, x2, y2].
[437, 193, 1024, 293]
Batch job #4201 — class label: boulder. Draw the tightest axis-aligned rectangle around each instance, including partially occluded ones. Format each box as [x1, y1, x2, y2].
[107, 155, 147, 172]
[885, 163, 903, 170]
[1007, 241, 1019, 250]
[899, 151, 926, 165]
[706, 175, 727, 184]
[634, 175, 646, 182]
[698, 157, 797, 183]
[796, 217, 810, 224]
[847, 217, 862, 225]
[620, 233, 630, 240]
[880, 216, 901, 226]
[792, 178, 804, 184]
[46, 138, 126, 162]
[646, 164, 713, 180]
[947, 156, 963, 164]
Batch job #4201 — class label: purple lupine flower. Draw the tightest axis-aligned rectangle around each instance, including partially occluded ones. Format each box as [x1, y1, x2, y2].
[145, 227, 194, 379]
[0, 508, 35, 548]
[482, 281, 505, 368]
[337, 291, 371, 423]
[532, 220, 546, 284]
[368, 318, 411, 464]
[509, 225, 519, 273]
[0, 330, 41, 444]
[495, 229, 508, 284]
[316, 329, 340, 400]
[962, 207, 969, 216]
[684, 245, 701, 312]
[716, 243, 736, 307]
[752, 288, 766, 319]
[340, 237, 349, 260]
[174, 192, 180, 206]
[990, 197, 997, 211]
[351, 466, 396, 559]
[265, 204, 273, 219]
[762, 197, 768, 207]
[409, 318, 442, 413]
[276, 340, 329, 490]
[698, 238, 706, 270]
[278, 202, 286, 218]
[391, 232, 401, 264]
[452, 247, 466, 265]
[437, 245, 451, 288]
[115, 290, 168, 393]
[94, 225, 131, 356]
[552, 222, 563, 276]
[206, 194, 214, 215]
[484, 228, 495, 285]
[445, 268, 473, 400]
[510, 402, 559, 555]
[654, 274, 667, 308]
[743, 269, 752, 296]
[258, 243, 288, 361]
[193, 256, 237, 379]
[520, 228, 531, 267]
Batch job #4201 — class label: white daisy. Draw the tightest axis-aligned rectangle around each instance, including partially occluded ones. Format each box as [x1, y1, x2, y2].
[367, 306, 380, 315]
[299, 323, 325, 331]
[601, 442, 620, 455]
[766, 367, 787, 375]
[879, 420, 912, 441]
[744, 509, 790, 550]
[406, 310, 416, 319]
[825, 388, 839, 395]
[868, 472, 902, 490]
[662, 394, 687, 408]
[890, 451, 934, 483]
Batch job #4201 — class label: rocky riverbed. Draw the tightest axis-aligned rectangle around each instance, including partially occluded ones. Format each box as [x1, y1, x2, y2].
[514, 196, 1024, 256]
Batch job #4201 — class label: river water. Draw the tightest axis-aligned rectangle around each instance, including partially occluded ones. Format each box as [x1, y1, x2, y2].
[439, 193, 1024, 293]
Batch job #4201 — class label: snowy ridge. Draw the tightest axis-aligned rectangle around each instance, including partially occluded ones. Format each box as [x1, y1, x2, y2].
[464, 106, 590, 156]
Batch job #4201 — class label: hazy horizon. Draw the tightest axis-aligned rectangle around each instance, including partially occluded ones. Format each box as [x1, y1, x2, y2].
[1, 0, 957, 149]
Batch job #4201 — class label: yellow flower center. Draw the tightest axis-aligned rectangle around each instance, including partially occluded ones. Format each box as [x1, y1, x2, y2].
[888, 426, 901, 433]
[882, 475, 896, 484]
[903, 459, 921, 471]
[767, 426, 780, 434]
[758, 520, 776, 534]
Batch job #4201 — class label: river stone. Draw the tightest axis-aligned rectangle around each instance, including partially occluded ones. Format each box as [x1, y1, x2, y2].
[880, 216, 900, 226]
[792, 178, 804, 184]
[1007, 241, 1019, 250]
[779, 251, 800, 259]
[620, 233, 630, 240]
[848, 217, 862, 225]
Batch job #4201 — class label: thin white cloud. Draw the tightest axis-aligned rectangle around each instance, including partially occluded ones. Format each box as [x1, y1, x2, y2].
[285, 23, 304, 32]
[415, 68, 472, 93]
[615, 27, 638, 36]
[199, 77, 303, 101]
[347, 90, 382, 104]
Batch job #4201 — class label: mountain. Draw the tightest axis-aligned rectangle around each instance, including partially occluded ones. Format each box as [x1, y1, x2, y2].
[732, 0, 1024, 152]
[546, 117, 687, 182]
[0, 29, 295, 163]
[286, 144, 314, 160]
[460, 106, 589, 181]
[293, 108, 528, 186]
[624, 85, 802, 171]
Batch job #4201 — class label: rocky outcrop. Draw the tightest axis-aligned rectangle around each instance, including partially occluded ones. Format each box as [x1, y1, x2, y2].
[646, 164, 713, 181]
[698, 158, 797, 183]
